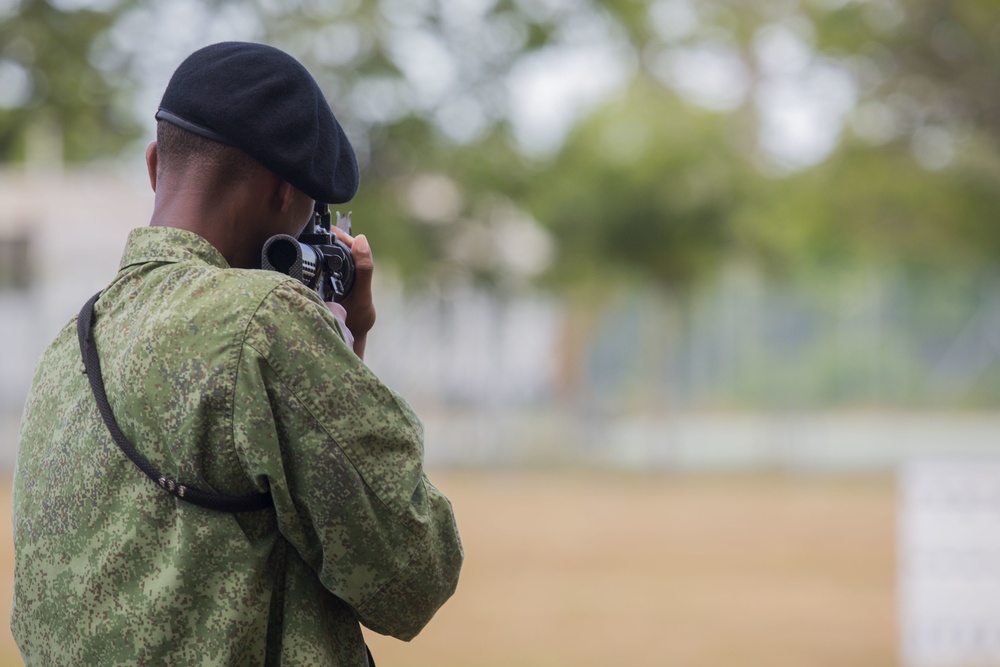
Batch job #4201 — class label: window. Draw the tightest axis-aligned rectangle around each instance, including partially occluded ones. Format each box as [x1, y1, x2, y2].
[0, 230, 32, 291]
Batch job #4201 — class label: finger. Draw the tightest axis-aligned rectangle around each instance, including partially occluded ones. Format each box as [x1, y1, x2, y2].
[331, 225, 355, 247]
[351, 234, 373, 272]
[349, 235, 374, 296]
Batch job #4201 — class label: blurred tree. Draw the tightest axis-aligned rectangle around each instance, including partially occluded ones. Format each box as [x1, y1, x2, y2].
[0, 0, 142, 162]
[574, 0, 1000, 280]
[808, 0, 1000, 152]
[736, 139, 1000, 274]
[527, 76, 757, 289]
[3, 0, 1000, 289]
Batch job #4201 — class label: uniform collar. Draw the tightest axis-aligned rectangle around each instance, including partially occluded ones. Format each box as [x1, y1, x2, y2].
[119, 226, 231, 271]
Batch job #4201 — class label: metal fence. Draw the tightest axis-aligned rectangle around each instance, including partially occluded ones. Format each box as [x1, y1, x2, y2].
[365, 265, 1000, 413]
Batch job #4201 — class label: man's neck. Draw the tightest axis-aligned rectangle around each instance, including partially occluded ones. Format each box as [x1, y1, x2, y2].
[148, 182, 268, 270]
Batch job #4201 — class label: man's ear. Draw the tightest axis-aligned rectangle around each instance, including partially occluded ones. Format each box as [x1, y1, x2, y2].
[145, 141, 158, 192]
[275, 178, 296, 213]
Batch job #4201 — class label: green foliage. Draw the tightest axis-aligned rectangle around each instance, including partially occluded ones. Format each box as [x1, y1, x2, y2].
[525, 77, 755, 288]
[736, 137, 1000, 275]
[0, 0, 143, 162]
[3, 0, 1000, 292]
[809, 0, 1000, 147]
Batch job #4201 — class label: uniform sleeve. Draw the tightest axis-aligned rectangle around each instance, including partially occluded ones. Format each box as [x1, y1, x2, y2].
[231, 280, 463, 640]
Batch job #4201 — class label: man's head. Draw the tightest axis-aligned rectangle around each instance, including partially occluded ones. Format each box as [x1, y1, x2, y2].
[153, 41, 358, 205]
[146, 42, 356, 269]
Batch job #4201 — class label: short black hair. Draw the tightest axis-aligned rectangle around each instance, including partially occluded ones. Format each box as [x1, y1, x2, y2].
[155, 120, 264, 185]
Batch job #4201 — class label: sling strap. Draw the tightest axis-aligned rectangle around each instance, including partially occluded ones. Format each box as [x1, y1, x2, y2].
[77, 291, 378, 666]
[77, 291, 273, 512]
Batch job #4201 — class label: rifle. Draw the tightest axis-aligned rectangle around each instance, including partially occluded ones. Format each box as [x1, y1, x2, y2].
[261, 202, 355, 302]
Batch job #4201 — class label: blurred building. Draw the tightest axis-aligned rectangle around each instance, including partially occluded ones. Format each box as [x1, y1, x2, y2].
[0, 168, 146, 458]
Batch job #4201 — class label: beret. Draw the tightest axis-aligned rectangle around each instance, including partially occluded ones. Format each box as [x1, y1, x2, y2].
[156, 42, 358, 204]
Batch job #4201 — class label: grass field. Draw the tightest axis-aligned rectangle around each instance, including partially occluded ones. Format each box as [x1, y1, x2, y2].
[0, 471, 897, 666]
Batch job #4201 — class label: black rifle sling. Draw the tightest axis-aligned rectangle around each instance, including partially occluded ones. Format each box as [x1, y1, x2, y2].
[77, 292, 378, 667]
[77, 291, 273, 513]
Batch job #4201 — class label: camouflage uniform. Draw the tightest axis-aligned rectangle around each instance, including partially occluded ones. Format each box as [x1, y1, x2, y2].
[11, 226, 463, 666]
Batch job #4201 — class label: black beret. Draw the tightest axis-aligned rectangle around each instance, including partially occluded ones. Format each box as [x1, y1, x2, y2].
[156, 42, 358, 204]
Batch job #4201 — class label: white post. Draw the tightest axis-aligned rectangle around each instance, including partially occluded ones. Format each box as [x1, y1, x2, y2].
[899, 459, 1000, 666]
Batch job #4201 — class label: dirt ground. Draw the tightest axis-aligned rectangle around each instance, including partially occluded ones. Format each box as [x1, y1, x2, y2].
[0, 471, 897, 666]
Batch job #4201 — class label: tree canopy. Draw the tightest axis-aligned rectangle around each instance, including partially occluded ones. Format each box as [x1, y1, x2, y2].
[2, 0, 999, 290]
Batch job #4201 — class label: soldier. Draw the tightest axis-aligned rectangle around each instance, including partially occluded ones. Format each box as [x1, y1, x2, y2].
[11, 42, 462, 666]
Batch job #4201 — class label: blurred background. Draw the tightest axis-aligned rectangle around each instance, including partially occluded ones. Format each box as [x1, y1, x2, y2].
[2, 0, 1000, 665]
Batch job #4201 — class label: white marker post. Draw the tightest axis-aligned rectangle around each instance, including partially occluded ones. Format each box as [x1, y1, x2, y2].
[900, 460, 1000, 666]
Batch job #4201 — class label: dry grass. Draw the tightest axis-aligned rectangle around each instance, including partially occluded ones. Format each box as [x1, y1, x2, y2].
[0, 471, 896, 666]
[367, 471, 896, 667]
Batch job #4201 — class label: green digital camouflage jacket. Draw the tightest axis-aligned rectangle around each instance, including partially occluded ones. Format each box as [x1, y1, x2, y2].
[11, 226, 463, 666]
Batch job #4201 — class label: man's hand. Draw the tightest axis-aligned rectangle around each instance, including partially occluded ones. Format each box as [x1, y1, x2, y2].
[328, 227, 375, 360]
